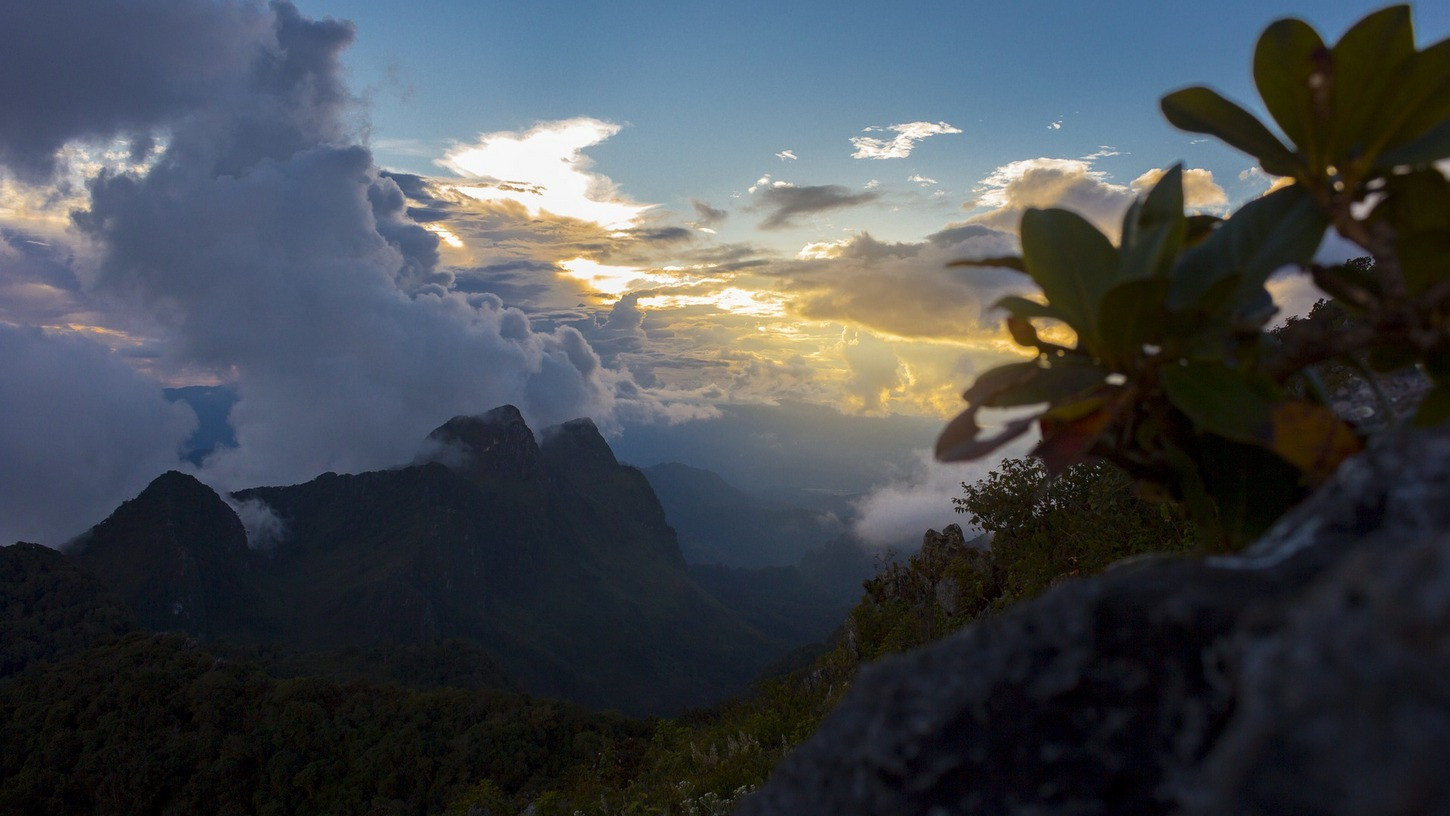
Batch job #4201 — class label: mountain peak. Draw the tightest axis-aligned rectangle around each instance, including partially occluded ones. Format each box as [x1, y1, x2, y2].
[425, 405, 544, 481]
[541, 417, 617, 469]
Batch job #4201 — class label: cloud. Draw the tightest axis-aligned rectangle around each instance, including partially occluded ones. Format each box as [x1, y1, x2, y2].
[908, 174, 939, 186]
[438, 118, 651, 229]
[850, 121, 961, 160]
[0, 0, 269, 181]
[1048, 120, 1063, 131]
[691, 199, 727, 226]
[751, 183, 880, 229]
[840, 328, 908, 414]
[0, 2, 700, 509]
[0, 325, 195, 546]
[766, 229, 1026, 340]
[851, 442, 1033, 549]
[776, 149, 798, 161]
[1131, 167, 1228, 211]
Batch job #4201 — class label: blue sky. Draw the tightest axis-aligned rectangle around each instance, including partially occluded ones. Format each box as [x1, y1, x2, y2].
[313, 0, 1448, 246]
[1, 1, 1447, 547]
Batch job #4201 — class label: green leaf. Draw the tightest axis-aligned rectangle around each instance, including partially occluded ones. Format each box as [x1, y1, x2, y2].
[1379, 116, 1450, 167]
[1020, 208, 1119, 348]
[1185, 214, 1222, 246]
[1097, 278, 1169, 369]
[1161, 87, 1300, 176]
[948, 255, 1027, 273]
[1375, 39, 1450, 165]
[1167, 183, 1326, 314]
[1120, 165, 1187, 284]
[964, 359, 1108, 409]
[935, 409, 1035, 463]
[993, 295, 1064, 322]
[1372, 170, 1450, 295]
[1254, 18, 1328, 162]
[1327, 6, 1415, 162]
[1160, 362, 1275, 444]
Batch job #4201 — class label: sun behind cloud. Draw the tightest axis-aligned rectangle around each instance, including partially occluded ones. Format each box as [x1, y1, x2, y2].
[439, 118, 651, 229]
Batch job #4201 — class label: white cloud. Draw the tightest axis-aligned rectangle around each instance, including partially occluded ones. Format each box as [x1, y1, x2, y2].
[966, 158, 1227, 239]
[776, 149, 797, 161]
[864, 179, 880, 189]
[850, 121, 962, 160]
[1130, 167, 1228, 211]
[439, 118, 651, 229]
[967, 157, 1133, 236]
[851, 441, 1034, 549]
[1048, 120, 1062, 131]
[908, 174, 938, 186]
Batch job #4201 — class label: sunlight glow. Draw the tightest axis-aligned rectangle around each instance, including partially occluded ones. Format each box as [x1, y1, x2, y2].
[558, 257, 660, 296]
[422, 223, 464, 248]
[441, 119, 651, 229]
[638, 287, 786, 317]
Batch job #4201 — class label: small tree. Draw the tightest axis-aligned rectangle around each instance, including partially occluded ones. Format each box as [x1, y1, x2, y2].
[937, 5, 1450, 549]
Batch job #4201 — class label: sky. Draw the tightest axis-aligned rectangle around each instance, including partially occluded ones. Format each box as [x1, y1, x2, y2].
[2, 0, 1447, 549]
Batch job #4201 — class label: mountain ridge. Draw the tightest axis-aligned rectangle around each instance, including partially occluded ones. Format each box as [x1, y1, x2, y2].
[59, 406, 789, 715]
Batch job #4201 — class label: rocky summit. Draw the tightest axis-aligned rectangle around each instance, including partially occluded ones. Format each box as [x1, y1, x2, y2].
[740, 425, 1450, 815]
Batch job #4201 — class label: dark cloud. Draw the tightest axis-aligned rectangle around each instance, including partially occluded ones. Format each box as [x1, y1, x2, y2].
[0, 0, 267, 180]
[753, 184, 879, 230]
[926, 223, 1003, 247]
[628, 226, 694, 244]
[691, 199, 728, 226]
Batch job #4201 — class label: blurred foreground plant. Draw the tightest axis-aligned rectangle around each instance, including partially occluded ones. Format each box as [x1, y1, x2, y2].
[937, 5, 1450, 549]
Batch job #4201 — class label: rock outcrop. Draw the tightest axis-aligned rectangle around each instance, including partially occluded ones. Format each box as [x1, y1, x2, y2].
[739, 426, 1450, 815]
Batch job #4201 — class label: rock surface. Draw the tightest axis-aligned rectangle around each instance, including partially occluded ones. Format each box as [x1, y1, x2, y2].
[738, 426, 1450, 815]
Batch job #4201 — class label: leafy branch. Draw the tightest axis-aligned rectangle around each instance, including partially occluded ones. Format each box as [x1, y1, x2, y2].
[937, 5, 1450, 550]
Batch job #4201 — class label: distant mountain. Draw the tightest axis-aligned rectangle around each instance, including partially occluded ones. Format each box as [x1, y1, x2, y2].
[65, 406, 785, 716]
[613, 401, 943, 516]
[641, 461, 845, 568]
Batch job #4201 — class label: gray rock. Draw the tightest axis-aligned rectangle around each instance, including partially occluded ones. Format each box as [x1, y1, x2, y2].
[737, 427, 1450, 816]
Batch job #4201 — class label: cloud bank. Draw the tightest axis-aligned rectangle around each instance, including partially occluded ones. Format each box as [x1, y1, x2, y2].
[0, 1, 704, 540]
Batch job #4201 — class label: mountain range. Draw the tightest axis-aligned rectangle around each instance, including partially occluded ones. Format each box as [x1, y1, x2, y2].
[55, 406, 820, 715]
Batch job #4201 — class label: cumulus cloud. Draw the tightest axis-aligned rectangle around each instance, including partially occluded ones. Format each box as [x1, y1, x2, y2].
[850, 121, 962, 160]
[751, 182, 880, 229]
[776, 149, 798, 161]
[967, 158, 1231, 238]
[0, 325, 195, 546]
[1131, 167, 1228, 211]
[908, 174, 939, 187]
[0, 1, 702, 516]
[967, 158, 1134, 237]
